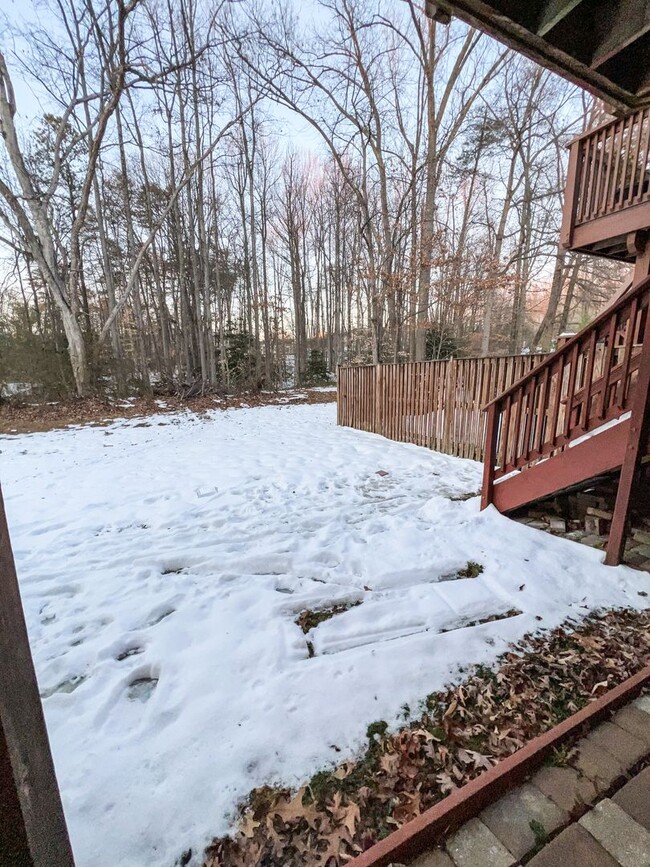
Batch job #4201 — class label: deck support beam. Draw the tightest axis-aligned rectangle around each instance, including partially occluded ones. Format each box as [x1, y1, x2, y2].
[605, 308, 650, 565]
[0, 487, 75, 866]
[631, 231, 650, 284]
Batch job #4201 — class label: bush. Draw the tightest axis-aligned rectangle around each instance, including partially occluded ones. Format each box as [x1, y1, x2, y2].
[426, 324, 459, 360]
[305, 349, 329, 385]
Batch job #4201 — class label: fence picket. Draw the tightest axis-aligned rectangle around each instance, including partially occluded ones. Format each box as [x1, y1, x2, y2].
[337, 354, 547, 461]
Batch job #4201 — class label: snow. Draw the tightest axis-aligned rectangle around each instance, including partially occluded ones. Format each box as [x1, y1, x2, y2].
[1, 403, 648, 867]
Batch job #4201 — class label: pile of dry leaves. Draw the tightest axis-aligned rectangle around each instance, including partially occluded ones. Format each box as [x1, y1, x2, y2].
[202, 607, 650, 867]
[0, 389, 336, 435]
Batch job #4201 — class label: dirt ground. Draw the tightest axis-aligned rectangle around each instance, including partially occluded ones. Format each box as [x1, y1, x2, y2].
[0, 389, 337, 435]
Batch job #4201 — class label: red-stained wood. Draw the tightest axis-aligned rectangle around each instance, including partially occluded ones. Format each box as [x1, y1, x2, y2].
[0, 487, 75, 867]
[337, 355, 546, 461]
[492, 420, 630, 514]
[347, 664, 650, 867]
[562, 108, 650, 259]
[606, 309, 650, 565]
[480, 403, 498, 510]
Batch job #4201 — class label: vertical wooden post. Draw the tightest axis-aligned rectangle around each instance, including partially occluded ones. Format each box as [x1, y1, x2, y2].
[0, 487, 75, 866]
[336, 365, 341, 426]
[375, 363, 383, 436]
[481, 403, 499, 510]
[560, 140, 581, 250]
[605, 316, 650, 565]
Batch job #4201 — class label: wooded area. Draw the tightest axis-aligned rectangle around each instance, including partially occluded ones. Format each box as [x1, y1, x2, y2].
[0, 0, 631, 400]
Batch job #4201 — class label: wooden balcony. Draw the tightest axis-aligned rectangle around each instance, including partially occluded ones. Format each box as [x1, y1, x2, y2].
[481, 274, 650, 564]
[561, 108, 650, 260]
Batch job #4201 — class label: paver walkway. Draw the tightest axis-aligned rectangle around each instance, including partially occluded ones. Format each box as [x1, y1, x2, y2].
[399, 694, 650, 867]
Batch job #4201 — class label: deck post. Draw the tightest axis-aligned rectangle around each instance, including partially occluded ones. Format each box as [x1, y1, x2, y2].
[0, 487, 75, 866]
[605, 314, 650, 565]
[375, 362, 383, 436]
[480, 403, 498, 510]
[560, 139, 581, 250]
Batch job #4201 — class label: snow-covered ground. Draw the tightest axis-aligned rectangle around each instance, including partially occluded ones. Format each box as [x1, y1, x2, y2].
[2, 403, 648, 867]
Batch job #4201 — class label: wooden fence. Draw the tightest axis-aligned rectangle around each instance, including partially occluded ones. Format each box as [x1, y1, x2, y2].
[337, 354, 547, 462]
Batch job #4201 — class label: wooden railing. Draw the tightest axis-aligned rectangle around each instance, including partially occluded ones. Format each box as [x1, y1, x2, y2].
[562, 108, 650, 250]
[337, 354, 546, 462]
[482, 276, 650, 509]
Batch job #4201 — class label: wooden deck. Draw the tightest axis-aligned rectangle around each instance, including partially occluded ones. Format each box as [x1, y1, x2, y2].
[562, 108, 650, 260]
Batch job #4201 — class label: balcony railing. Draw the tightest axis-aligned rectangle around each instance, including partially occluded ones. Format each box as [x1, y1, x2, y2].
[561, 108, 650, 256]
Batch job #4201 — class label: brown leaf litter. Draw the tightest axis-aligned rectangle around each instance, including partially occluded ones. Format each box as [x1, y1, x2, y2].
[201, 607, 650, 867]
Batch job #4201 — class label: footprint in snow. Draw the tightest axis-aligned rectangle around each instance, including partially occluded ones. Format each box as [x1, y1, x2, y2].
[127, 677, 158, 703]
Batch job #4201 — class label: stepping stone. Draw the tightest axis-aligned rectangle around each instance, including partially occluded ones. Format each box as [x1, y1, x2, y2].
[410, 850, 455, 867]
[527, 824, 620, 867]
[479, 783, 567, 860]
[587, 722, 648, 769]
[612, 766, 650, 832]
[445, 818, 516, 867]
[579, 798, 650, 867]
[532, 765, 597, 814]
[612, 705, 650, 748]
[570, 739, 624, 792]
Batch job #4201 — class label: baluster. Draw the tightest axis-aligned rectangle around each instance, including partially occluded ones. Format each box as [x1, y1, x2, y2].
[617, 298, 639, 409]
[580, 330, 598, 430]
[626, 111, 644, 207]
[577, 136, 592, 223]
[532, 366, 550, 456]
[636, 110, 650, 204]
[595, 312, 619, 420]
[548, 356, 565, 449]
[562, 343, 580, 441]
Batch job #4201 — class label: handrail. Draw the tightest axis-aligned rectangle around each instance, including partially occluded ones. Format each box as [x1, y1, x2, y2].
[484, 274, 650, 410]
[481, 274, 650, 509]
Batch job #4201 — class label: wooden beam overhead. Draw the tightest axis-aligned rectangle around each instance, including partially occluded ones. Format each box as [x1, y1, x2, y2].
[591, 3, 650, 69]
[425, 1, 452, 23]
[537, 0, 586, 37]
[434, 0, 650, 112]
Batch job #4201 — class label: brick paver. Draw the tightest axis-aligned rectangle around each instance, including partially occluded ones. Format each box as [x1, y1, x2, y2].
[526, 824, 620, 867]
[479, 782, 567, 860]
[531, 764, 597, 814]
[586, 722, 648, 768]
[445, 818, 516, 867]
[570, 738, 624, 791]
[612, 706, 650, 747]
[579, 798, 650, 867]
[402, 695, 650, 867]
[634, 695, 650, 715]
[612, 766, 650, 831]
[410, 849, 455, 866]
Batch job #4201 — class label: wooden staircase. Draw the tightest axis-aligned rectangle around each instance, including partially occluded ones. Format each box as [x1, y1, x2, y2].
[482, 104, 650, 566]
[481, 274, 650, 566]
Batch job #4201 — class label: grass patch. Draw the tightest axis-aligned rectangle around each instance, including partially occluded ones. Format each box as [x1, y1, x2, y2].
[440, 561, 484, 581]
[296, 601, 362, 634]
[529, 819, 548, 855]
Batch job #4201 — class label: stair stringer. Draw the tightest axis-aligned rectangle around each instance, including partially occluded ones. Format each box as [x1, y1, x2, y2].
[492, 419, 631, 514]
